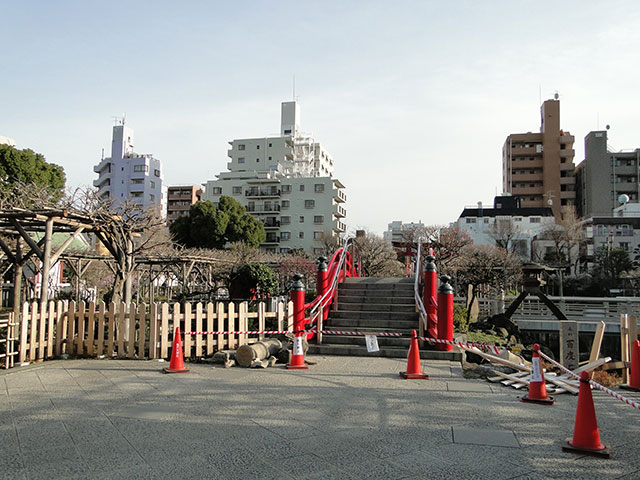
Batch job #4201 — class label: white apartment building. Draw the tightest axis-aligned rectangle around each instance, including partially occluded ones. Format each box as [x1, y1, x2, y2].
[456, 195, 555, 260]
[93, 121, 167, 216]
[202, 101, 347, 254]
[0, 136, 16, 146]
[383, 221, 425, 244]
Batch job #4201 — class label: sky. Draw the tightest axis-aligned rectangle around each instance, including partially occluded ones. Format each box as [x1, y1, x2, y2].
[2, 1, 640, 236]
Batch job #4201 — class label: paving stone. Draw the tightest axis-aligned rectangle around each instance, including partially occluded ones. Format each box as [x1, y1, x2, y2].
[452, 426, 520, 448]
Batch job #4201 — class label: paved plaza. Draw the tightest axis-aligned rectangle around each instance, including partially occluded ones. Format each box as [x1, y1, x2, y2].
[1, 355, 639, 479]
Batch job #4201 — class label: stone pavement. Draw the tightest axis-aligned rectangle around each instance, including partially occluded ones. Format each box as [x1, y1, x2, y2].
[1, 355, 639, 479]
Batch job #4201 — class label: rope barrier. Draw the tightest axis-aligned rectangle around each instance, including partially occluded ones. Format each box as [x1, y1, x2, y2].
[538, 350, 640, 411]
[185, 330, 299, 335]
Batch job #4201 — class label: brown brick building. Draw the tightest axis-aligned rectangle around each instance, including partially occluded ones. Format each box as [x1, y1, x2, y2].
[166, 185, 202, 224]
[502, 99, 576, 219]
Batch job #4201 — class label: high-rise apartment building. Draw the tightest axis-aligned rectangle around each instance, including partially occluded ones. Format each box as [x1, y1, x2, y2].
[93, 121, 167, 216]
[576, 130, 640, 218]
[202, 101, 347, 255]
[166, 185, 202, 224]
[502, 99, 576, 219]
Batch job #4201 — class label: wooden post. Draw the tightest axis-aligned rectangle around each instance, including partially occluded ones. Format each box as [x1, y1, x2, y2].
[160, 303, 170, 359]
[127, 302, 136, 358]
[277, 302, 284, 332]
[107, 302, 116, 357]
[258, 301, 265, 342]
[136, 303, 146, 358]
[183, 302, 192, 358]
[12, 238, 23, 337]
[54, 300, 66, 356]
[29, 301, 38, 361]
[117, 302, 126, 357]
[77, 301, 86, 356]
[621, 313, 630, 384]
[67, 301, 77, 357]
[206, 302, 215, 356]
[318, 303, 323, 344]
[86, 302, 95, 356]
[238, 302, 247, 348]
[96, 301, 106, 356]
[38, 218, 54, 312]
[37, 301, 46, 360]
[149, 302, 158, 359]
[287, 301, 294, 331]
[228, 302, 236, 350]
[588, 321, 606, 363]
[195, 302, 203, 358]
[19, 302, 29, 364]
[216, 302, 225, 351]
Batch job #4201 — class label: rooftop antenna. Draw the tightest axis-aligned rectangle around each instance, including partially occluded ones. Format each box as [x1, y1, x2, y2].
[554, 91, 560, 100]
[111, 116, 120, 125]
[122, 113, 126, 126]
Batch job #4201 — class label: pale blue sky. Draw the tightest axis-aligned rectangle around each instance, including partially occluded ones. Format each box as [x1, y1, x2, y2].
[2, 1, 639, 234]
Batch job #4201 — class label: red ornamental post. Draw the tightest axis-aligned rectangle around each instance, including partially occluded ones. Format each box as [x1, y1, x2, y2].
[423, 255, 438, 339]
[287, 273, 309, 369]
[317, 256, 329, 321]
[436, 275, 454, 352]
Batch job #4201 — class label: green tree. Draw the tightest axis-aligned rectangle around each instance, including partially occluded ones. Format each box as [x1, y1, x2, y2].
[0, 144, 66, 201]
[593, 246, 634, 293]
[170, 197, 265, 249]
[231, 263, 279, 299]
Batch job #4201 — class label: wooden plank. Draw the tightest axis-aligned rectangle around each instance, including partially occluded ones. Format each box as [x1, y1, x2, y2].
[37, 302, 47, 360]
[574, 357, 611, 374]
[76, 301, 86, 356]
[488, 371, 529, 383]
[160, 303, 170, 358]
[217, 302, 225, 351]
[195, 302, 203, 358]
[227, 302, 236, 350]
[149, 302, 158, 359]
[277, 302, 284, 332]
[46, 301, 55, 358]
[287, 301, 293, 331]
[128, 302, 137, 359]
[54, 300, 65, 356]
[258, 302, 265, 342]
[117, 302, 126, 357]
[601, 360, 631, 371]
[206, 302, 215, 356]
[86, 302, 96, 356]
[238, 302, 247, 348]
[629, 314, 637, 354]
[106, 302, 116, 357]
[588, 321, 606, 363]
[183, 302, 192, 358]
[96, 301, 106, 356]
[461, 346, 530, 372]
[492, 370, 530, 385]
[19, 302, 29, 364]
[29, 301, 38, 361]
[137, 303, 146, 358]
[67, 301, 76, 356]
[546, 376, 579, 395]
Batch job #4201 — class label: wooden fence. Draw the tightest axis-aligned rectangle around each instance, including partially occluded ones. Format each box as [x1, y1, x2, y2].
[0, 313, 17, 369]
[17, 300, 293, 365]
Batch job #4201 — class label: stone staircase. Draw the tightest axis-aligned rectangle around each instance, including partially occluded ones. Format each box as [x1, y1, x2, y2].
[308, 277, 462, 361]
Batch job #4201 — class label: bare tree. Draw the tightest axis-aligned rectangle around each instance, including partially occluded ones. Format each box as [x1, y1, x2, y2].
[489, 218, 519, 252]
[536, 206, 584, 273]
[354, 232, 404, 277]
[421, 225, 473, 274]
[454, 244, 522, 323]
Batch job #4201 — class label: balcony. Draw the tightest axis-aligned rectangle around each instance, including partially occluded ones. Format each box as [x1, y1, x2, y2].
[263, 236, 280, 245]
[93, 177, 110, 188]
[245, 188, 281, 198]
[334, 205, 346, 218]
[263, 219, 281, 229]
[246, 204, 280, 213]
[333, 189, 347, 203]
[93, 159, 111, 174]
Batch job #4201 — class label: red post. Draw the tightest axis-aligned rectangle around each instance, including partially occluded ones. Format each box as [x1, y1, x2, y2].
[423, 255, 437, 339]
[436, 275, 453, 352]
[287, 273, 309, 369]
[317, 256, 329, 321]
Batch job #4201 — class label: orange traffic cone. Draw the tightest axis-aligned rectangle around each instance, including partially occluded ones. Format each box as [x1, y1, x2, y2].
[163, 326, 190, 374]
[621, 340, 640, 392]
[400, 330, 429, 379]
[563, 371, 610, 458]
[521, 344, 554, 405]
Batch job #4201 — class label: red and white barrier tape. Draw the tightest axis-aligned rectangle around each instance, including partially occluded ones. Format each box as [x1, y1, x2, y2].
[538, 350, 640, 411]
[185, 330, 294, 335]
[417, 335, 503, 355]
[314, 329, 403, 338]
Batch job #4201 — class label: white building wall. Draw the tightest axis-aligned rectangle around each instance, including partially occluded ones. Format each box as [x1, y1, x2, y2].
[93, 123, 166, 217]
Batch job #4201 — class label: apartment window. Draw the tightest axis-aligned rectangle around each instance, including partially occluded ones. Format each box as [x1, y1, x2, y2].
[268, 156, 272, 161]
[133, 164, 147, 172]
[620, 242, 630, 251]
[314, 215, 324, 224]
[483, 218, 489, 224]
[268, 143, 272, 147]
[131, 178, 144, 184]
[238, 157, 245, 164]
[299, 216, 304, 223]
[154, 169, 160, 177]
[514, 217, 522, 222]
[299, 232, 304, 239]
[281, 232, 291, 241]
[256, 145, 260, 150]
[530, 217, 540, 223]
[314, 231, 323, 240]
[282, 185, 291, 193]
[281, 200, 290, 208]
[232, 186, 242, 195]
[465, 218, 476, 224]
[281, 216, 291, 224]
[305, 200, 315, 208]
[149, 194, 155, 201]
[130, 192, 143, 198]
[212, 187, 222, 195]
[314, 184, 324, 193]
[150, 181, 155, 189]
[238, 144, 245, 151]
[256, 158, 260, 163]
[300, 184, 305, 192]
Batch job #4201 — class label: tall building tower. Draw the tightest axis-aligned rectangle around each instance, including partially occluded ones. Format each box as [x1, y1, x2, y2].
[93, 120, 167, 216]
[202, 101, 346, 255]
[576, 130, 640, 218]
[502, 99, 576, 219]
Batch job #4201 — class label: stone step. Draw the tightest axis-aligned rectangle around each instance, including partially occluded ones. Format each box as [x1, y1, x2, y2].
[343, 277, 414, 285]
[339, 285, 414, 294]
[335, 302, 416, 313]
[319, 334, 411, 348]
[327, 317, 418, 330]
[338, 294, 415, 304]
[308, 343, 462, 361]
[331, 311, 418, 322]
